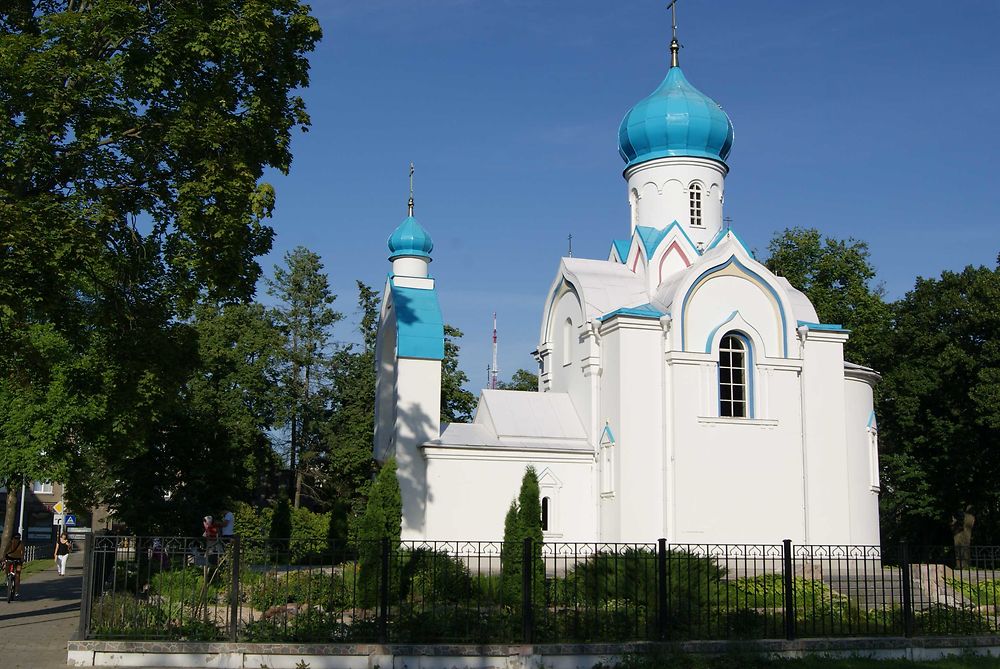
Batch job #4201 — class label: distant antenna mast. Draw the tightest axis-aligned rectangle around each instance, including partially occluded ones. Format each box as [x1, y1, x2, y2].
[489, 312, 499, 390]
[568, 233, 573, 258]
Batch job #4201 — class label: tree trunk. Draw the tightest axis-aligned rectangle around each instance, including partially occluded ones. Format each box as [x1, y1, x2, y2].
[0, 485, 19, 558]
[289, 411, 297, 503]
[294, 363, 310, 509]
[952, 507, 975, 569]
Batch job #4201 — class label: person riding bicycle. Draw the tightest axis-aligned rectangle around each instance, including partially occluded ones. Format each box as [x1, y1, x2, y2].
[3, 532, 25, 598]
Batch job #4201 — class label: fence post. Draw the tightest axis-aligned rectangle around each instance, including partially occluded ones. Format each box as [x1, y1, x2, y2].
[76, 533, 95, 640]
[900, 543, 913, 638]
[782, 538, 795, 641]
[521, 537, 534, 644]
[657, 538, 668, 640]
[229, 536, 241, 642]
[378, 537, 390, 643]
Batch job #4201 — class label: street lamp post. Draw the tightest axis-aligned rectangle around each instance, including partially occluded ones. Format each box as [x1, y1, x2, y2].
[17, 479, 27, 536]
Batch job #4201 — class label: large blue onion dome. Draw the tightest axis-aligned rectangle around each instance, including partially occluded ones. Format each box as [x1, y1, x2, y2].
[387, 213, 433, 260]
[618, 61, 734, 168]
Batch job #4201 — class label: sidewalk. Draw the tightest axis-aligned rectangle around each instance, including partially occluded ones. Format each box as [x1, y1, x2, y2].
[0, 552, 81, 669]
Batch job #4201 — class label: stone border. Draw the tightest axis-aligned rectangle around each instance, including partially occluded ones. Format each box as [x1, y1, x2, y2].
[68, 637, 1000, 668]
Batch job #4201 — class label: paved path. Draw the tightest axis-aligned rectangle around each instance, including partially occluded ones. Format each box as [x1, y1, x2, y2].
[0, 553, 81, 669]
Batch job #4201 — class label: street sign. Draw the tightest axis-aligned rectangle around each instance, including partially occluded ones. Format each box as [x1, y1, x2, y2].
[64, 514, 77, 527]
[52, 513, 65, 526]
[53, 501, 65, 514]
[67, 527, 91, 539]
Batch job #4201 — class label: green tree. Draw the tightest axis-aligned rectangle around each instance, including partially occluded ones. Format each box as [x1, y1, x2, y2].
[876, 257, 1000, 549]
[764, 227, 888, 367]
[0, 0, 320, 540]
[355, 458, 402, 605]
[441, 325, 477, 423]
[324, 282, 380, 545]
[500, 499, 521, 603]
[497, 369, 539, 392]
[107, 301, 284, 533]
[270, 493, 292, 557]
[189, 302, 282, 505]
[267, 247, 342, 507]
[500, 466, 545, 606]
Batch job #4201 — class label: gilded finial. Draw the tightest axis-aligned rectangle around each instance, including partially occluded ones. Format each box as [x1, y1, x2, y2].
[667, 0, 680, 67]
[408, 162, 415, 216]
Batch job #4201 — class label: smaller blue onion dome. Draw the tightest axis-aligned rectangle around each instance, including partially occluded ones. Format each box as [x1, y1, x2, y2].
[618, 62, 734, 168]
[387, 214, 433, 260]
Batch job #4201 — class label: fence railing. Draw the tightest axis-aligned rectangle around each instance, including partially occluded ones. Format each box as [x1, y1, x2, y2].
[78, 536, 1000, 643]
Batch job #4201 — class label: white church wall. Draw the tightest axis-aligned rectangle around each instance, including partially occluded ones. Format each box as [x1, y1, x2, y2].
[598, 316, 666, 542]
[548, 291, 595, 441]
[667, 353, 806, 544]
[845, 372, 881, 545]
[395, 357, 441, 540]
[420, 447, 594, 541]
[597, 324, 623, 541]
[625, 156, 727, 248]
[800, 332, 852, 544]
[680, 274, 784, 358]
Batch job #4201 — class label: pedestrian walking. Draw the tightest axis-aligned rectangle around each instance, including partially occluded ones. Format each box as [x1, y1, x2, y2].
[54, 533, 72, 575]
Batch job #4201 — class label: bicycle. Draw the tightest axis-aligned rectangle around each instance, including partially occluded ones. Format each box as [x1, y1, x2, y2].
[2, 559, 17, 603]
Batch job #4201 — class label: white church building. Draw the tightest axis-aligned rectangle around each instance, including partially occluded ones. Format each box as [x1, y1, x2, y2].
[373, 35, 881, 546]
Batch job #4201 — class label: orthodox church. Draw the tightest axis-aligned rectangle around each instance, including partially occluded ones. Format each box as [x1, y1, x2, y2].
[373, 34, 881, 546]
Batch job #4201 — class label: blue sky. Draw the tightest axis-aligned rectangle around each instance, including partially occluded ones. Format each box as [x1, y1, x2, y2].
[260, 0, 1000, 386]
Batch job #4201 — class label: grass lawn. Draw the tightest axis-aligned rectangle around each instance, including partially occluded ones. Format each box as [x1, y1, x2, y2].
[620, 653, 1000, 668]
[21, 557, 56, 580]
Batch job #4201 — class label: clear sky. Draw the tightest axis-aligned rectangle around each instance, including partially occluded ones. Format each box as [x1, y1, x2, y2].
[260, 0, 1000, 387]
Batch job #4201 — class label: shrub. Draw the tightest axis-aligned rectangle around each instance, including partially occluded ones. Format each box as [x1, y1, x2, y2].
[398, 549, 473, 603]
[354, 458, 402, 606]
[914, 604, 995, 635]
[243, 568, 350, 612]
[150, 566, 224, 607]
[567, 548, 726, 639]
[947, 578, 1000, 606]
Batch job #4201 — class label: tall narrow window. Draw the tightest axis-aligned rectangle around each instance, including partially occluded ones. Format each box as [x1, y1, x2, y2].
[719, 333, 748, 418]
[689, 183, 703, 227]
[541, 497, 550, 531]
[562, 318, 573, 366]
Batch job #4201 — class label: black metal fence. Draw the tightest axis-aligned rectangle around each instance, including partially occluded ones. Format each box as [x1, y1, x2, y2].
[78, 536, 1000, 643]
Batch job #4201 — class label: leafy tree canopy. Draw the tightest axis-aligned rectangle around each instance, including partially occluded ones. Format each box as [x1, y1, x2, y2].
[441, 325, 477, 423]
[0, 0, 320, 541]
[764, 227, 888, 366]
[497, 369, 538, 392]
[876, 256, 1000, 546]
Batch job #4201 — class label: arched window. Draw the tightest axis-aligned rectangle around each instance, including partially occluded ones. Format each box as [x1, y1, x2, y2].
[541, 497, 550, 531]
[689, 183, 703, 227]
[719, 333, 750, 418]
[562, 318, 573, 366]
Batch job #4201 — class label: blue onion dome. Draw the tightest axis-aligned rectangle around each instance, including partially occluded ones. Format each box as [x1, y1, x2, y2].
[618, 61, 734, 168]
[387, 214, 433, 260]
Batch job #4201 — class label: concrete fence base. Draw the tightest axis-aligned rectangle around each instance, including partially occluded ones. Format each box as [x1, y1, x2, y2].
[67, 637, 1000, 668]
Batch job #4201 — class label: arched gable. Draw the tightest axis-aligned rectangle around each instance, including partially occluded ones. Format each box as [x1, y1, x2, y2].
[673, 254, 796, 358]
[540, 275, 585, 346]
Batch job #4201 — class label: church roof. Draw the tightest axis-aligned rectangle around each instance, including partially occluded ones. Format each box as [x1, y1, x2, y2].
[618, 65, 734, 168]
[426, 390, 591, 452]
[388, 215, 434, 260]
[560, 257, 649, 323]
[390, 282, 444, 359]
